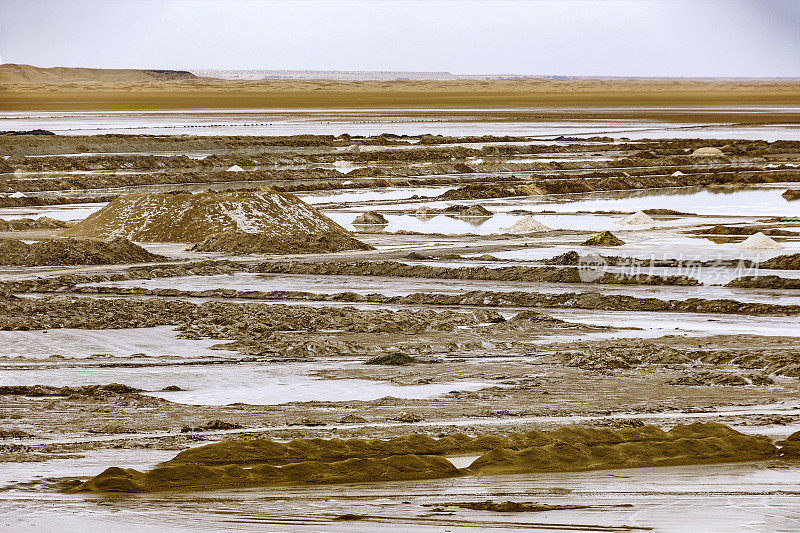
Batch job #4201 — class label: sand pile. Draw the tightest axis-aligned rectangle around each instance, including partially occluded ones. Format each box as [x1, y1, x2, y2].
[737, 232, 783, 250]
[72, 422, 775, 493]
[500, 215, 550, 234]
[583, 231, 625, 246]
[352, 211, 388, 225]
[618, 211, 655, 225]
[0, 237, 164, 266]
[691, 147, 724, 157]
[62, 189, 368, 253]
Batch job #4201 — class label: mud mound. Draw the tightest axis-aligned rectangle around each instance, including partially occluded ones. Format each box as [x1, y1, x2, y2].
[192, 230, 371, 254]
[777, 431, 800, 456]
[72, 423, 774, 493]
[0, 217, 68, 231]
[62, 189, 353, 244]
[666, 372, 773, 386]
[0, 238, 164, 266]
[543, 251, 581, 265]
[467, 422, 776, 476]
[459, 205, 493, 217]
[365, 353, 417, 366]
[254, 260, 699, 286]
[761, 253, 800, 270]
[437, 501, 587, 512]
[74, 454, 458, 493]
[500, 215, 550, 234]
[438, 183, 542, 201]
[691, 147, 724, 157]
[737, 232, 783, 250]
[582, 231, 625, 246]
[726, 275, 800, 289]
[352, 211, 388, 225]
[618, 211, 655, 225]
[691, 225, 796, 237]
[782, 189, 800, 201]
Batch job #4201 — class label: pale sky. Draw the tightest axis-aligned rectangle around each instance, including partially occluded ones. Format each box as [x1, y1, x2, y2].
[1, 0, 799, 77]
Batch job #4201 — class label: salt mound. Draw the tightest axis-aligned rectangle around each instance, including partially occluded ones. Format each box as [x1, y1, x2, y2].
[737, 232, 783, 250]
[62, 189, 359, 246]
[691, 147, 724, 157]
[618, 211, 655, 225]
[226, 165, 244, 172]
[500, 216, 550, 234]
[671, 171, 685, 177]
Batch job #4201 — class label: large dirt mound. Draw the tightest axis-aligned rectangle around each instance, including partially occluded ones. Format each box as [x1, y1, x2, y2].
[0, 237, 164, 266]
[63, 190, 364, 251]
[71, 422, 775, 493]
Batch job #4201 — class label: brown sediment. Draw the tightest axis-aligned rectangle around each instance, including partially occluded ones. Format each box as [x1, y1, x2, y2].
[686, 225, 799, 236]
[192, 230, 371, 254]
[68, 286, 800, 317]
[430, 501, 588, 512]
[777, 431, 800, 456]
[557, 340, 800, 377]
[726, 275, 800, 289]
[69, 422, 777, 492]
[665, 372, 774, 386]
[252, 260, 697, 286]
[760, 253, 800, 270]
[0, 217, 69, 231]
[0, 237, 164, 266]
[437, 170, 800, 201]
[782, 190, 800, 201]
[465, 423, 776, 477]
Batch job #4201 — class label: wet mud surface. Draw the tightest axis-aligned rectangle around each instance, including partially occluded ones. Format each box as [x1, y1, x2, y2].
[2, 130, 800, 531]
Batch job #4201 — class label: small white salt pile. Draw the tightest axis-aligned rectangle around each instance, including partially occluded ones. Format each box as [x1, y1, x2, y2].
[691, 147, 724, 157]
[226, 165, 245, 172]
[737, 232, 783, 250]
[501, 215, 551, 234]
[618, 211, 655, 225]
[672, 171, 685, 177]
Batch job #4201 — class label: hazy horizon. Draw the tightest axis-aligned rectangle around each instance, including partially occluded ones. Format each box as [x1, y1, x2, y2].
[1, 0, 800, 78]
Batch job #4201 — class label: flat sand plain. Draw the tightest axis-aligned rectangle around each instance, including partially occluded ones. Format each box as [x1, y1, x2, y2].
[3, 75, 800, 119]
